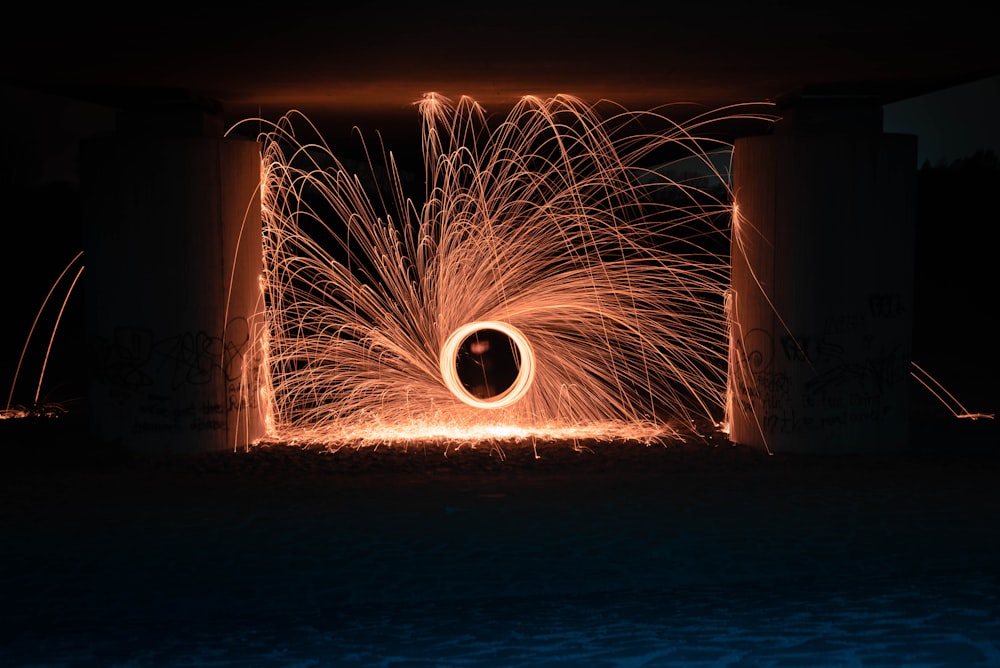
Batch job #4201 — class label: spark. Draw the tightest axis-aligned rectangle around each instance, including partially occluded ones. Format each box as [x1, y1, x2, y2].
[910, 362, 995, 421]
[2, 251, 84, 420]
[233, 93, 777, 450]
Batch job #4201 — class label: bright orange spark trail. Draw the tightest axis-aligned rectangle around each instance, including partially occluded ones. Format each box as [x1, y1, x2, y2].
[233, 94, 776, 450]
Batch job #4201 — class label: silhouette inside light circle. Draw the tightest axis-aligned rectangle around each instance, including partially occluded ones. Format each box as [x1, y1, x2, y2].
[440, 321, 535, 408]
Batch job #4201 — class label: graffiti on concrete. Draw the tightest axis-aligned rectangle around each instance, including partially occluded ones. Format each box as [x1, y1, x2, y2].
[91, 317, 263, 435]
[732, 293, 910, 436]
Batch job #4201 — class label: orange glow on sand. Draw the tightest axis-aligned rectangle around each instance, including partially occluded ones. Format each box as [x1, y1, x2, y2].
[233, 93, 778, 450]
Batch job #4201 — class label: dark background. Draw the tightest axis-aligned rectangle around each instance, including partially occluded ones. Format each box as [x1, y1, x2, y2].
[3, 5, 997, 132]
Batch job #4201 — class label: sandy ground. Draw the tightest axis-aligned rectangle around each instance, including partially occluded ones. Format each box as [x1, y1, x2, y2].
[1, 411, 998, 665]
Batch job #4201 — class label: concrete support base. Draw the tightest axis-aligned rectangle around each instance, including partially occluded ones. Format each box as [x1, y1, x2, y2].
[83, 129, 266, 454]
[728, 130, 917, 453]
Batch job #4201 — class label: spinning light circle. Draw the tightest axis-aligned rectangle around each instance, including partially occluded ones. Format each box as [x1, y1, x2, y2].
[440, 321, 535, 409]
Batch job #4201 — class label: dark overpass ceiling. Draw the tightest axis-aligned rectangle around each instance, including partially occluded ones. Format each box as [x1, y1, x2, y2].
[5, 4, 997, 143]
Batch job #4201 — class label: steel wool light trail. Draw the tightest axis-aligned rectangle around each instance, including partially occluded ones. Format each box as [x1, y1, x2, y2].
[234, 93, 775, 449]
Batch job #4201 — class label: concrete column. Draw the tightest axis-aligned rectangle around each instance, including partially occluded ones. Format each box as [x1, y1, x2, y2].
[728, 99, 917, 453]
[82, 108, 266, 454]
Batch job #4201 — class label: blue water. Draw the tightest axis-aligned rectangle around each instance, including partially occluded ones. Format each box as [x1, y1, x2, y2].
[5, 571, 999, 666]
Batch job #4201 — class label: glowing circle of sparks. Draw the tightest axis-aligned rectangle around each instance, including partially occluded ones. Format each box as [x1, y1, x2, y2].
[440, 321, 535, 409]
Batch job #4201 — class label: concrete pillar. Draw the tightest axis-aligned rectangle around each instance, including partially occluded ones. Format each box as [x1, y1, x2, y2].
[82, 107, 266, 454]
[728, 98, 917, 453]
